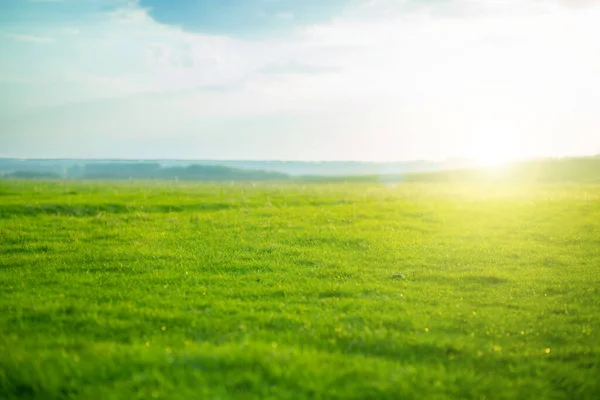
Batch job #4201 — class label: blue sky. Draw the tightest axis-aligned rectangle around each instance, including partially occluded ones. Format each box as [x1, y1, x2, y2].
[1, 0, 600, 161]
[140, 0, 356, 37]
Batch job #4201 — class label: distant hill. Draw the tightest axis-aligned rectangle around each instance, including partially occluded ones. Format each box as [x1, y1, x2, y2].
[6, 170, 62, 180]
[0, 158, 447, 178]
[0, 160, 288, 181]
[1, 157, 598, 182]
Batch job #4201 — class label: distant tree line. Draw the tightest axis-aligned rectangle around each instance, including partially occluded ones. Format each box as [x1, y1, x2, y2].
[1, 162, 289, 181]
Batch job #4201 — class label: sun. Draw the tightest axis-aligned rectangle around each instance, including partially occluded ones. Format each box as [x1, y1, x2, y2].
[475, 147, 513, 167]
[471, 135, 518, 167]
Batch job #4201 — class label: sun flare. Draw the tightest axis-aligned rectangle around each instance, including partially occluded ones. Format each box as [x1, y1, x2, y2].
[472, 135, 519, 168]
[475, 149, 514, 167]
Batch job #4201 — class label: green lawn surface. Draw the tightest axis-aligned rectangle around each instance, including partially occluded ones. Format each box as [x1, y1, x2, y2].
[1, 180, 599, 399]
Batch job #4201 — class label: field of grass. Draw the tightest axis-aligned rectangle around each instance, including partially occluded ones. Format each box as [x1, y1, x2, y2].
[1, 180, 599, 399]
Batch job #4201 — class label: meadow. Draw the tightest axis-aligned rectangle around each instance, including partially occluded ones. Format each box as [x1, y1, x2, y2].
[1, 179, 599, 399]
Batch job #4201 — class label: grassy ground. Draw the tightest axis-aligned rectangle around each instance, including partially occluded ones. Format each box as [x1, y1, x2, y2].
[1, 180, 599, 399]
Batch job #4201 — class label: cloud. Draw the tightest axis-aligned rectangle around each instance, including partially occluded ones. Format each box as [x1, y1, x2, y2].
[107, 6, 152, 24]
[5, 0, 600, 108]
[560, 0, 599, 8]
[260, 61, 342, 76]
[4, 33, 54, 43]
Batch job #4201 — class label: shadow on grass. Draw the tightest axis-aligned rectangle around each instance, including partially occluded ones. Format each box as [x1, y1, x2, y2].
[0, 203, 236, 218]
[2, 245, 53, 255]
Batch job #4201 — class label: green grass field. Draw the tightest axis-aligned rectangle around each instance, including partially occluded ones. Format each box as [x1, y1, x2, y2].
[1, 180, 599, 399]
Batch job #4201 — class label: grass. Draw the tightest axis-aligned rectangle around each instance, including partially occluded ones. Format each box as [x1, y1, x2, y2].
[1, 180, 599, 399]
[402, 158, 600, 184]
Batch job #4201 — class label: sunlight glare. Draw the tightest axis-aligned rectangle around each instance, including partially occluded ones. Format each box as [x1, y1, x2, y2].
[472, 133, 519, 168]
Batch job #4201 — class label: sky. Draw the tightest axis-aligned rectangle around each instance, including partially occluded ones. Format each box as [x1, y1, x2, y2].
[0, 0, 599, 161]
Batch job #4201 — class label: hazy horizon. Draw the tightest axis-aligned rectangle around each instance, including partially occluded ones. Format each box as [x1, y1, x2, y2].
[2, 0, 600, 162]
[0, 154, 598, 163]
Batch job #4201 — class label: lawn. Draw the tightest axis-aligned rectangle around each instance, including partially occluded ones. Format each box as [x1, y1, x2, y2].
[1, 180, 599, 399]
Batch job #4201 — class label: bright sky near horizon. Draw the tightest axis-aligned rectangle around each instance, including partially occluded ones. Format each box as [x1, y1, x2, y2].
[1, 0, 599, 161]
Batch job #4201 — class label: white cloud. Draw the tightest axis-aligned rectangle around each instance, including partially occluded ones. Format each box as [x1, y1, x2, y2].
[107, 6, 153, 24]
